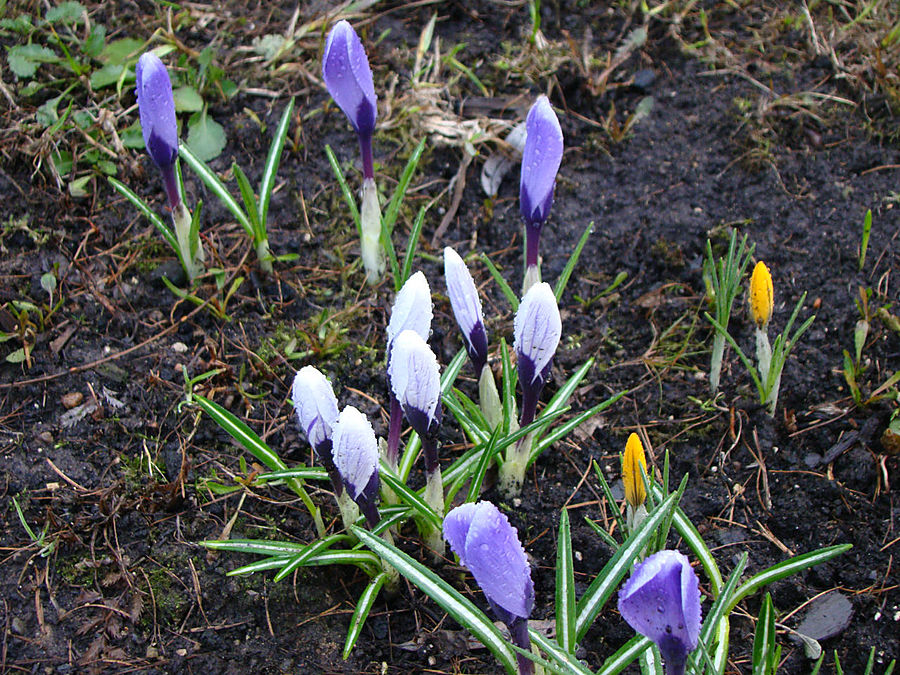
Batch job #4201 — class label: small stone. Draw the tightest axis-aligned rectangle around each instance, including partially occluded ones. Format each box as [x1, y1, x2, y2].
[11, 617, 26, 634]
[172, 342, 188, 354]
[145, 644, 159, 659]
[175, 648, 187, 657]
[61, 392, 83, 409]
[38, 431, 53, 444]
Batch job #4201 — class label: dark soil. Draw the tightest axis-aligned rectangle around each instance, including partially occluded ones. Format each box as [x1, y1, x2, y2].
[2, 1, 898, 674]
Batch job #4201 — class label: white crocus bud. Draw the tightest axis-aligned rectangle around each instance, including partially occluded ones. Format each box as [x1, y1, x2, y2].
[291, 366, 339, 457]
[332, 406, 380, 528]
[388, 330, 442, 439]
[444, 247, 489, 373]
[386, 271, 432, 350]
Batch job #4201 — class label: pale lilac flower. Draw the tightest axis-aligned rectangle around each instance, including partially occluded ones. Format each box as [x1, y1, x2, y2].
[519, 95, 563, 268]
[322, 20, 377, 177]
[618, 550, 702, 675]
[444, 501, 534, 619]
[388, 330, 442, 438]
[135, 52, 179, 209]
[514, 282, 561, 425]
[386, 271, 433, 350]
[444, 501, 534, 674]
[332, 406, 380, 527]
[444, 247, 489, 373]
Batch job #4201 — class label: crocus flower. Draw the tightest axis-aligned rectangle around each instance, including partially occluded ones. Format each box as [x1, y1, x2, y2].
[388, 330, 442, 439]
[622, 433, 647, 509]
[514, 282, 561, 426]
[444, 501, 535, 675]
[444, 247, 489, 373]
[618, 550, 702, 675]
[136, 52, 180, 211]
[322, 20, 377, 155]
[388, 329, 445, 554]
[749, 261, 774, 329]
[386, 271, 433, 349]
[519, 95, 563, 290]
[500, 282, 561, 496]
[332, 405, 380, 528]
[385, 271, 433, 465]
[291, 366, 342, 494]
[322, 20, 383, 283]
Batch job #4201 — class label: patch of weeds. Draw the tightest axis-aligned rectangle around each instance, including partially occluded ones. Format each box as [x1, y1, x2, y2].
[651, 237, 685, 269]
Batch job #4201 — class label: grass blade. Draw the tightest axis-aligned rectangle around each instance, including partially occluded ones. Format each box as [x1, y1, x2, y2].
[379, 462, 442, 531]
[728, 544, 852, 613]
[343, 572, 388, 659]
[555, 509, 575, 653]
[481, 253, 519, 310]
[232, 162, 260, 231]
[324, 144, 362, 238]
[178, 142, 254, 237]
[554, 221, 592, 301]
[752, 593, 776, 675]
[258, 97, 294, 233]
[400, 204, 427, 288]
[596, 635, 654, 675]
[383, 137, 426, 235]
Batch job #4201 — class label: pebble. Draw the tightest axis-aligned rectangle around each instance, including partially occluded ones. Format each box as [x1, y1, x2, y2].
[11, 617, 26, 634]
[61, 392, 83, 409]
[172, 342, 188, 354]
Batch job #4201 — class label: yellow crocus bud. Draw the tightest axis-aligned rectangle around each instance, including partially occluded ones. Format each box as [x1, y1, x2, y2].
[622, 433, 647, 508]
[749, 261, 774, 328]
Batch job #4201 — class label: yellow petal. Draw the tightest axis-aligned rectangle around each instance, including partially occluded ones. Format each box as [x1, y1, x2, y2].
[749, 261, 774, 328]
[622, 433, 647, 507]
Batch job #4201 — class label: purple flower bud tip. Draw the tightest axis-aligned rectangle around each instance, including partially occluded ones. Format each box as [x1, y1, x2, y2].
[331, 406, 379, 501]
[514, 282, 561, 387]
[519, 95, 563, 226]
[322, 20, 377, 137]
[291, 366, 339, 455]
[388, 330, 442, 437]
[387, 271, 433, 349]
[618, 550, 702, 669]
[135, 52, 178, 171]
[444, 247, 489, 372]
[444, 501, 534, 620]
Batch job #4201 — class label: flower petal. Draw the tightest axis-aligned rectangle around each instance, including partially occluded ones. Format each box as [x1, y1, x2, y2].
[291, 366, 339, 453]
[513, 282, 561, 383]
[444, 247, 488, 370]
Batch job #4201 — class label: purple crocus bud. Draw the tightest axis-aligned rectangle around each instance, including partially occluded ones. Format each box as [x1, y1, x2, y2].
[520, 95, 563, 276]
[135, 52, 180, 210]
[322, 20, 377, 177]
[618, 550, 702, 675]
[514, 282, 561, 425]
[332, 406, 380, 527]
[519, 95, 563, 227]
[444, 247, 489, 373]
[388, 330, 442, 439]
[444, 501, 534, 674]
[386, 271, 433, 351]
[291, 366, 342, 493]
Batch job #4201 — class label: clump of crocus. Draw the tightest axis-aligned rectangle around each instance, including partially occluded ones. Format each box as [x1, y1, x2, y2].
[444, 502, 535, 675]
[519, 95, 563, 293]
[384, 271, 433, 468]
[331, 405, 381, 529]
[388, 329, 444, 556]
[322, 20, 383, 284]
[500, 282, 561, 496]
[618, 550, 702, 675]
[135, 52, 204, 282]
[291, 366, 359, 530]
[622, 432, 648, 532]
[444, 247, 502, 429]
